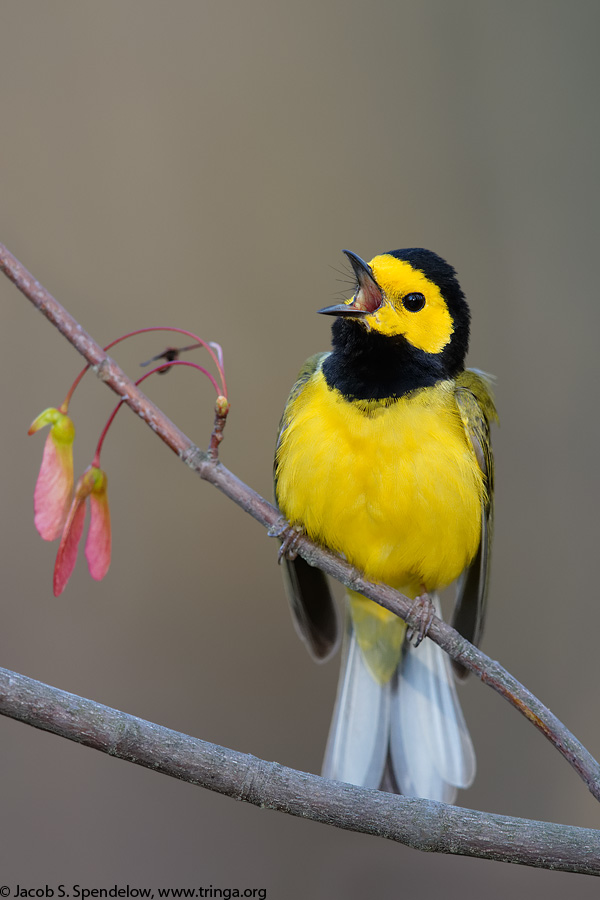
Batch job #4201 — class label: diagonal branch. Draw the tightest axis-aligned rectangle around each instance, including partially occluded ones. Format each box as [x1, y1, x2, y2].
[1, 241, 599, 860]
[0, 666, 598, 876]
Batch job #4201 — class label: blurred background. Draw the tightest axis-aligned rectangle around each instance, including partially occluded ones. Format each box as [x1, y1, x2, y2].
[1, 0, 599, 895]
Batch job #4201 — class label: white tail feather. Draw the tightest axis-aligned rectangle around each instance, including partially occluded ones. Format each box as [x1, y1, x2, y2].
[322, 627, 390, 788]
[390, 595, 475, 801]
[323, 596, 475, 802]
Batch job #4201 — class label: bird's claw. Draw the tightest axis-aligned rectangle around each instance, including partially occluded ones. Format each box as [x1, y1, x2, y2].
[269, 520, 303, 563]
[405, 591, 436, 647]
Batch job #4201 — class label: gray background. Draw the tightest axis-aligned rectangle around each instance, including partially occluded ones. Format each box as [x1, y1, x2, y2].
[1, 1, 599, 896]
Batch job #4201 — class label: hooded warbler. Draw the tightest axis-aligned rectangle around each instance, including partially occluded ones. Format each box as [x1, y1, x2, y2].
[274, 248, 497, 802]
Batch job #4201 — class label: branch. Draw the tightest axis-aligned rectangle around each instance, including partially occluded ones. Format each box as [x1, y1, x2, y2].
[1, 242, 600, 872]
[1, 666, 598, 876]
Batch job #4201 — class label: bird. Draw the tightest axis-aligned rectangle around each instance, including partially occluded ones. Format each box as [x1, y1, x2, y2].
[274, 248, 497, 802]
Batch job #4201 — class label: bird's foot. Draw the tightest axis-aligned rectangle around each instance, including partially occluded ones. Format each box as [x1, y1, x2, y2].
[269, 519, 303, 563]
[405, 591, 436, 647]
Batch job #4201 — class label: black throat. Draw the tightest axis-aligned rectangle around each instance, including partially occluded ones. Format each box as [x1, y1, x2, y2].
[321, 319, 454, 401]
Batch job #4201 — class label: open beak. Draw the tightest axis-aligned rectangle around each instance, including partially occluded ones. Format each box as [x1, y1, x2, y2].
[318, 250, 384, 317]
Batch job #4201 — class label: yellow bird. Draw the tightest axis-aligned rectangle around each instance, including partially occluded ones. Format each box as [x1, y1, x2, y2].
[274, 248, 497, 801]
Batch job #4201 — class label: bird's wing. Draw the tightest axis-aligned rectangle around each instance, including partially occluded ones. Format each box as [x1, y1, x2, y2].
[452, 369, 498, 677]
[275, 353, 339, 661]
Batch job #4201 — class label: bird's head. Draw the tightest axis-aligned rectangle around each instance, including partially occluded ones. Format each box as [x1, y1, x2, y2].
[320, 248, 470, 377]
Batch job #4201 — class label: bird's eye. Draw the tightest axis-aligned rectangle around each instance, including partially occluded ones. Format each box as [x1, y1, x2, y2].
[402, 292, 426, 312]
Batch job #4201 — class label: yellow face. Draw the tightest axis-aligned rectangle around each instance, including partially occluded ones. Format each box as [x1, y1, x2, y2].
[349, 254, 455, 355]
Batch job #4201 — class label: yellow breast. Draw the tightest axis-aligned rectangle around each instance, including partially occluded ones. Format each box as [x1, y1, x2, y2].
[276, 367, 484, 599]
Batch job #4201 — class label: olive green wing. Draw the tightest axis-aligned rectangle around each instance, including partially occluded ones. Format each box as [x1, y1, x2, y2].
[275, 353, 339, 662]
[452, 369, 498, 678]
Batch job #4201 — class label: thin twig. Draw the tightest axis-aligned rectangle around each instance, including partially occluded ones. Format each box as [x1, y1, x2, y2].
[0, 667, 598, 875]
[2, 241, 598, 802]
[208, 394, 230, 460]
[1, 241, 600, 847]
